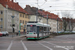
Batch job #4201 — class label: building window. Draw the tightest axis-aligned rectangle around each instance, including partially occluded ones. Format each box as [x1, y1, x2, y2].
[0, 18, 3, 21]
[0, 11, 3, 14]
[20, 14, 22, 17]
[20, 20, 22, 23]
[23, 14, 24, 18]
[25, 15, 27, 18]
[23, 20, 24, 24]
[0, 25, 3, 28]
[25, 21, 27, 24]
[28, 16, 30, 19]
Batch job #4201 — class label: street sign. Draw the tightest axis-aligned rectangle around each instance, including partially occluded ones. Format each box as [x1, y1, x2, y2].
[11, 16, 15, 18]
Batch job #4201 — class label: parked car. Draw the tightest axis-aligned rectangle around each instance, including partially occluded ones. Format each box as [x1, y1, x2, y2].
[5, 31, 9, 36]
[1, 31, 9, 36]
[1, 31, 7, 36]
[72, 31, 75, 33]
[0, 32, 3, 37]
[64, 31, 71, 33]
[57, 31, 64, 33]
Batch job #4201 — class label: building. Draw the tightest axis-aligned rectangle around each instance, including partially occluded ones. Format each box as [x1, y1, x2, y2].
[24, 5, 63, 32]
[38, 10, 63, 32]
[0, 0, 29, 32]
[19, 12, 29, 32]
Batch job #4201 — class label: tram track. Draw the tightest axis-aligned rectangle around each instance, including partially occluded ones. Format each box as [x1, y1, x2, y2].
[7, 38, 27, 50]
[38, 42, 53, 50]
[41, 41, 69, 50]
[6, 37, 73, 50]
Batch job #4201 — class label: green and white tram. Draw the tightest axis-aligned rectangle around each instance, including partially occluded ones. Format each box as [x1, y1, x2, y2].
[26, 21, 51, 39]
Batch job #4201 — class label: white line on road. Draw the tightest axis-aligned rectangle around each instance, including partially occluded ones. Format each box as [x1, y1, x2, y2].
[7, 40, 13, 50]
[21, 40, 28, 50]
[38, 42, 53, 50]
[42, 41, 69, 50]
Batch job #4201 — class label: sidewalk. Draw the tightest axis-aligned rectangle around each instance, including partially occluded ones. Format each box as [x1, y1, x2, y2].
[13, 35, 26, 39]
[9, 32, 26, 39]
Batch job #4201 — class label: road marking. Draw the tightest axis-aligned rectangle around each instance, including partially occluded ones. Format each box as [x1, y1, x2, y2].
[50, 37, 75, 42]
[21, 40, 28, 50]
[42, 41, 69, 50]
[7, 40, 13, 50]
[38, 42, 53, 50]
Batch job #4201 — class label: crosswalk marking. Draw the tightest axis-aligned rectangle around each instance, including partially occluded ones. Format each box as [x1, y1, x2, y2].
[7, 40, 13, 50]
[21, 40, 28, 50]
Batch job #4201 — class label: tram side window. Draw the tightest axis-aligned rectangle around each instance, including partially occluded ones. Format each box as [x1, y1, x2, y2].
[44, 27, 46, 31]
[39, 27, 43, 32]
[45, 27, 50, 32]
[47, 28, 49, 31]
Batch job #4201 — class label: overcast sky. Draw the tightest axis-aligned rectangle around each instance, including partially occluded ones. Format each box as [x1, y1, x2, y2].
[14, 0, 75, 18]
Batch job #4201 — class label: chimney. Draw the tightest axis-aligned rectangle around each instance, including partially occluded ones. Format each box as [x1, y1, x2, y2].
[26, 5, 30, 8]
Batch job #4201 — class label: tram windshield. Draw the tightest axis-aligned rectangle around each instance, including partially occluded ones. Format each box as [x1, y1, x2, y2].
[27, 25, 36, 32]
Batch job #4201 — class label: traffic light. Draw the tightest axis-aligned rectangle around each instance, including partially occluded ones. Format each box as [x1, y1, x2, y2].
[13, 28, 15, 33]
[12, 24, 15, 27]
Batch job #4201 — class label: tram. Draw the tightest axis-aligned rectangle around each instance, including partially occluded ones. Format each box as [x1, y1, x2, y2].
[26, 21, 51, 39]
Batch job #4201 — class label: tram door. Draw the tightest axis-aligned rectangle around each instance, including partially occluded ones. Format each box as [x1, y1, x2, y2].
[39, 27, 43, 38]
[37, 26, 39, 39]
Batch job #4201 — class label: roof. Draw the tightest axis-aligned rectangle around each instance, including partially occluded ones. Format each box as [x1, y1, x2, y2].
[25, 5, 62, 21]
[24, 5, 37, 15]
[0, 0, 28, 14]
[27, 22, 50, 27]
[38, 10, 62, 21]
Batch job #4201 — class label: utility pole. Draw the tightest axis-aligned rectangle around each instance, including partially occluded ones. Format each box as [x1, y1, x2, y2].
[36, 0, 38, 22]
[57, 18, 58, 34]
[47, 14, 48, 24]
[1, 18, 3, 32]
[1, 11, 3, 32]
[69, 19, 71, 32]
[36, 0, 39, 38]
[47, 14, 49, 35]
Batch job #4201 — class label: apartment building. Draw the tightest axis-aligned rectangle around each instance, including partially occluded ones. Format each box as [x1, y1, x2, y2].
[0, 0, 29, 32]
[19, 13, 29, 32]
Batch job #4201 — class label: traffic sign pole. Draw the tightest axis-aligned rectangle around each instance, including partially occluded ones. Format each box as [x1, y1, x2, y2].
[19, 23, 21, 36]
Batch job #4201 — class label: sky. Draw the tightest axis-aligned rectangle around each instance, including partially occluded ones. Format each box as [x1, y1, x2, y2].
[14, 0, 75, 18]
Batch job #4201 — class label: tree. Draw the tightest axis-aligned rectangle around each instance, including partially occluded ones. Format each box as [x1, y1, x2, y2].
[62, 11, 74, 31]
[62, 17, 68, 31]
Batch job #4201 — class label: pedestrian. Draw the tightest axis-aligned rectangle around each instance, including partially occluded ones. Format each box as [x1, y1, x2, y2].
[23, 29, 25, 34]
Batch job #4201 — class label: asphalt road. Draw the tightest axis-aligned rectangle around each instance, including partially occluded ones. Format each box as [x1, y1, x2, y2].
[0, 34, 75, 50]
